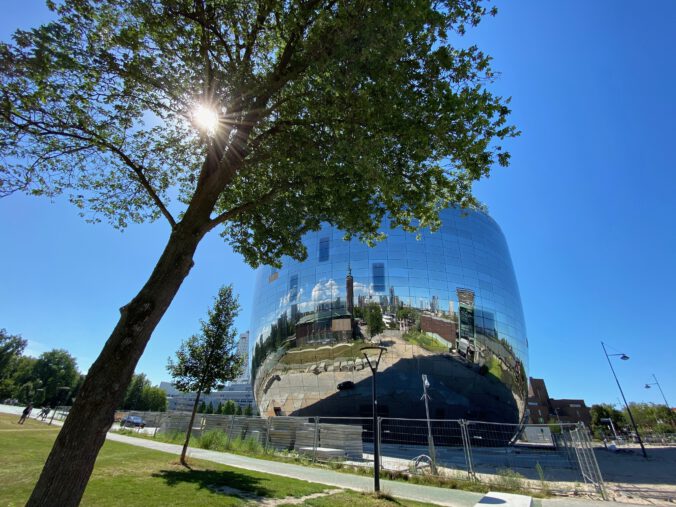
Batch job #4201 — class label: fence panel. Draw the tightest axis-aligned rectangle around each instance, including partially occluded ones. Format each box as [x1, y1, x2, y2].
[570, 423, 607, 500]
[102, 410, 609, 500]
[314, 417, 369, 462]
[465, 421, 578, 479]
[378, 418, 468, 477]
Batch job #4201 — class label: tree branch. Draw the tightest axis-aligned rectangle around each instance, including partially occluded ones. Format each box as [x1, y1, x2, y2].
[166, 4, 236, 66]
[104, 143, 177, 228]
[204, 187, 279, 233]
[2, 109, 177, 228]
[242, 0, 273, 65]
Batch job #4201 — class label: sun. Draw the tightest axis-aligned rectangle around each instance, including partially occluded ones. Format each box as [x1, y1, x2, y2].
[192, 104, 219, 135]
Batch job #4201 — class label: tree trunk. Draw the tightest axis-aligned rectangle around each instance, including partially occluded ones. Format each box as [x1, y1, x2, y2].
[25, 115, 255, 506]
[26, 218, 207, 507]
[181, 390, 202, 466]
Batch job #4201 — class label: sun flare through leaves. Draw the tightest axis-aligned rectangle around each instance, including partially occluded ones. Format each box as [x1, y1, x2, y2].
[192, 104, 219, 136]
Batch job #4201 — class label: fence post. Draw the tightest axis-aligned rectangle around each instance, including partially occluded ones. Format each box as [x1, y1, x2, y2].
[228, 414, 235, 442]
[377, 416, 382, 472]
[153, 412, 162, 437]
[264, 416, 271, 452]
[460, 419, 475, 480]
[312, 417, 319, 463]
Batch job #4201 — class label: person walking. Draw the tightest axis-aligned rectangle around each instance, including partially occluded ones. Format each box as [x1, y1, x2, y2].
[18, 403, 33, 424]
[39, 405, 51, 421]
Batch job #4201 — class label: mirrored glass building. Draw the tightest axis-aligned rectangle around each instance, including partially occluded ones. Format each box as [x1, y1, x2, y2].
[250, 208, 528, 424]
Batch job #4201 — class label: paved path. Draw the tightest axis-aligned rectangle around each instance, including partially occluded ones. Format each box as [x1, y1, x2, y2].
[108, 431, 483, 507]
[106, 431, 646, 507]
[0, 405, 645, 507]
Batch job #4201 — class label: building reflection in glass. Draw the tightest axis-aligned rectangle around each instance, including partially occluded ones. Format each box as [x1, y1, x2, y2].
[249, 208, 529, 424]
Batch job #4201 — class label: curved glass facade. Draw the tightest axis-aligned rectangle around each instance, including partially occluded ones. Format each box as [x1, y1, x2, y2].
[250, 208, 528, 424]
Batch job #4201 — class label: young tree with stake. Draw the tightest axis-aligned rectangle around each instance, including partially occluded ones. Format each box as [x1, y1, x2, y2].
[0, 1, 517, 503]
[167, 285, 243, 466]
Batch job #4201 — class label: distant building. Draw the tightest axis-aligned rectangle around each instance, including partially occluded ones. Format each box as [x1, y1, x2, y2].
[159, 381, 255, 413]
[527, 377, 591, 426]
[234, 331, 250, 383]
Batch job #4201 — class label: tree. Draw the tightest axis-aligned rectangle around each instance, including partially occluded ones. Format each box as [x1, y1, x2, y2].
[590, 404, 627, 435]
[167, 285, 243, 465]
[364, 303, 385, 339]
[8, 355, 37, 399]
[244, 404, 253, 417]
[216, 401, 223, 414]
[32, 350, 79, 406]
[198, 400, 206, 414]
[140, 386, 167, 412]
[18, 381, 36, 404]
[223, 400, 236, 415]
[0, 329, 27, 380]
[623, 402, 675, 432]
[122, 373, 151, 410]
[235, 404, 243, 416]
[1, 2, 517, 503]
[0, 378, 14, 400]
[396, 307, 417, 322]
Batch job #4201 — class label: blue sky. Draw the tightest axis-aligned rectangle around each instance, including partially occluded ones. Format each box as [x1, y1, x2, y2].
[1, 1, 674, 408]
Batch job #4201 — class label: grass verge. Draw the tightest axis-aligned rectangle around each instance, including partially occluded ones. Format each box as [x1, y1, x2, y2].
[114, 426, 548, 498]
[0, 414, 429, 506]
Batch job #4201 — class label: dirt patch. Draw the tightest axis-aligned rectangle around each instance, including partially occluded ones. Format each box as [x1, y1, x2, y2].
[208, 485, 344, 505]
[595, 445, 676, 505]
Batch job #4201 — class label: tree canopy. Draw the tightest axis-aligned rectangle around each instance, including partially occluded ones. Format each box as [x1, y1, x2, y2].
[364, 302, 384, 338]
[167, 285, 243, 394]
[1, 0, 515, 262]
[0, 329, 27, 379]
[0, 331, 84, 405]
[32, 349, 79, 404]
[624, 402, 675, 434]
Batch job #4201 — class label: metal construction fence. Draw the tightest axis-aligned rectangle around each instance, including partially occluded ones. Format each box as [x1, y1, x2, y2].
[602, 431, 676, 447]
[112, 410, 607, 499]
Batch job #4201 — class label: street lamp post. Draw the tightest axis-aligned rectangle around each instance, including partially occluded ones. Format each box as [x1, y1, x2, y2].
[361, 346, 387, 493]
[646, 374, 674, 428]
[421, 374, 437, 474]
[601, 342, 647, 458]
[645, 374, 671, 408]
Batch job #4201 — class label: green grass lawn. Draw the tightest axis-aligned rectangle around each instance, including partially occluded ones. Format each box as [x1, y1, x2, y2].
[401, 331, 448, 353]
[0, 414, 430, 507]
[279, 340, 367, 365]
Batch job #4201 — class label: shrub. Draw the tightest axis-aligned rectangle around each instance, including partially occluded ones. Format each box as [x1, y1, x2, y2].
[198, 430, 229, 450]
[535, 462, 550, 495]
[492, 468, 526, 493]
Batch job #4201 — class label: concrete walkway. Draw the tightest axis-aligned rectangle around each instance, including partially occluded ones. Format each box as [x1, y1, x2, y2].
[0, 405, 644, 507]
[106, 431, 646, 507]
[108, 431, 483, 506]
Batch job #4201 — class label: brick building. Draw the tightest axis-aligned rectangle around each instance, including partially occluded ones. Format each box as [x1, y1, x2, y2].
[527, 377, 591, 426]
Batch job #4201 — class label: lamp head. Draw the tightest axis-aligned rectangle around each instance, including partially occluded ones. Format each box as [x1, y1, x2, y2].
[620, 354, 629, 361]
[645, 384, 651, 389]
